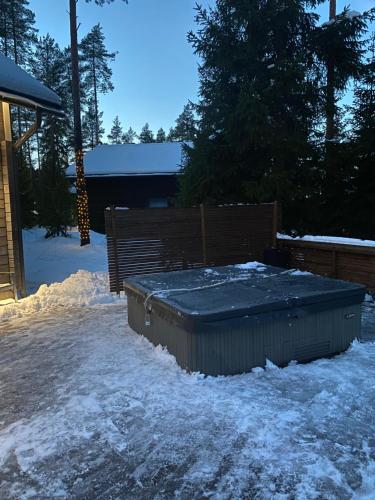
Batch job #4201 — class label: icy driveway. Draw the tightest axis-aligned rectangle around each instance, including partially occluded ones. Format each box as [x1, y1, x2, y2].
[1, 302, 375, 499]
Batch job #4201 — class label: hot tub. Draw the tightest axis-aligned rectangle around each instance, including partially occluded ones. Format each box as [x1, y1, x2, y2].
[124, 264, 365, 375]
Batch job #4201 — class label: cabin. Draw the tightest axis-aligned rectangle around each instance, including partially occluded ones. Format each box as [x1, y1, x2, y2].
[0, 54, 63, 302]
[66, 142, 186, 233]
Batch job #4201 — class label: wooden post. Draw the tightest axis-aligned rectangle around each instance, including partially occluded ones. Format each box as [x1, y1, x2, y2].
[272, 201, 278, 248]
[110, 206, 120, 295]
[331, 249, 337, 278]
[200, 203, 208, 266]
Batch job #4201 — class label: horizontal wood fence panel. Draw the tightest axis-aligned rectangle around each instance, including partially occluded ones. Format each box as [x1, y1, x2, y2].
[278, 238, 375, 292]
[105, 203, 277, 293]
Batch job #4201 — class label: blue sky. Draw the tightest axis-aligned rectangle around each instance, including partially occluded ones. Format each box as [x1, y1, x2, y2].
[29, 0, 373, 138]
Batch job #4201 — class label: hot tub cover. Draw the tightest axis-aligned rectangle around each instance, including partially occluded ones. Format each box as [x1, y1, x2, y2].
[124, 264, 366, 325]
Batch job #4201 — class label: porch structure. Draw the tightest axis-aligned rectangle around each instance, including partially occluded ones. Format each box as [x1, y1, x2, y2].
[0, 54, 63, 302]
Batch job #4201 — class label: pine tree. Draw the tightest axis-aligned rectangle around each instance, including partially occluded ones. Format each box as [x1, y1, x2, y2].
[177, 0, 324, 233]
[69, 0, 127, 246]
[32, 35, 73, 237]
[80, 23, 116, 147]
[107, 115, 123, 144]
[83, 97, 104, 149]
[138, 123, 154, 143]
[169, 103, 196, 142]
[122, 127, 136, 143]
[0, 0, 36, 65]
[156, 127, 166, 142]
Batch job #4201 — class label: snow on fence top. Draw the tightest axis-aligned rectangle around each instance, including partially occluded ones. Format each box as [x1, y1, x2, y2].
[66, 142, 188, 177]
[0, 54, 63, 115]
[278, 233, 375, 248]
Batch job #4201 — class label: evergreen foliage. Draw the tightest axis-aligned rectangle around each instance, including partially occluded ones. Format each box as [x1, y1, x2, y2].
[169, 103, 196, 141]
[138, 123, 155, 143]
[17, 150, 36, 228]
[346, 35, 375, 239]
[156, 127, 167, 142]
[80, 23, 116, 147]
[32, 35, 74, 237]
[107, 115, 123, 144]
[0, 0, 36, 65]
[177, 0, 375, 237]
[122, 127, 137, 143]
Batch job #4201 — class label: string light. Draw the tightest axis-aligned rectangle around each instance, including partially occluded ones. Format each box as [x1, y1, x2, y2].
[75, 148, 90, 246]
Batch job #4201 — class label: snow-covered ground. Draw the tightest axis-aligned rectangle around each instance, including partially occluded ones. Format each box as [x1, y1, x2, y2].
[0, 228, 375, 498]
[23, 227, 108, 293]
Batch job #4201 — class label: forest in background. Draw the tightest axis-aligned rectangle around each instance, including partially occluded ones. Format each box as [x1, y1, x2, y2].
[178, 0, 375, 239]
[0, 0, 374, 240]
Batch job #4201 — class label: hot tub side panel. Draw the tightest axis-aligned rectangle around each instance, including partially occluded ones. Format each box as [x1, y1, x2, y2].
[191, 303, 361, 375]
[127, 290, 362, 375]
[127, 292, 194, 371]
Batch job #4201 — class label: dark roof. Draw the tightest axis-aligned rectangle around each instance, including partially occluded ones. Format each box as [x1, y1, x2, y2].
[0, 54, 63, 115]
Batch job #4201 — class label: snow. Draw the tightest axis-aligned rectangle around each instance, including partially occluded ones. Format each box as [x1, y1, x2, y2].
[23, 227, 108, 293]
[0, 300, 374, 498]
[278, 232, 375, 248]
[66, 142, 188, 177]
[234, 261, 266, 271]
[0, 54, 62, 114]
[0, 226, 374, 497]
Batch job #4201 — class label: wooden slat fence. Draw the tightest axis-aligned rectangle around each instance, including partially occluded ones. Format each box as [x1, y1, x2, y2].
[105, 203, 278, 293]
[278, 238, 375, 292]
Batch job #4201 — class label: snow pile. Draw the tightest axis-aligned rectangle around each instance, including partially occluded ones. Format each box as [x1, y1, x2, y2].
[0, 270, 122, 322]
[24, 227, 108, 293]
[235, 261, 266, 271]
[278, 232, 375, 248]
[290, 269, 313, 276]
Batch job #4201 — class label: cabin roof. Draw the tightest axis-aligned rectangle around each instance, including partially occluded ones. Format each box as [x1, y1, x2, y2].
[0, 54, 63, 115]
[66, 142, 188, 177]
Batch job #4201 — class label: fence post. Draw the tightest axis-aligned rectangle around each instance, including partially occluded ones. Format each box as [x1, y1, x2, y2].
[331, 249, 337, 278]
[200, 203, 208, 266]
[272, 201, 278, 248]
[110, 205, 121, 295]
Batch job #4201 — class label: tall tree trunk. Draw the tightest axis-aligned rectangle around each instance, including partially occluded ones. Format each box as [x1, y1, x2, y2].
[92, 50, 99, 146]
[69, 0, 90, 245]
[325, 0, 336, 141]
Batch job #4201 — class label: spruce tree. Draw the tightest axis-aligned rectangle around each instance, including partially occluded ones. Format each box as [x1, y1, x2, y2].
[177, 0, 324, 233]
[315, 6, 375, 233]
[80, 23, 116, 147]
[107, 115, 123, 144]
[346, 35, 375, 239]
[138, 123, 154, 143]
[169, 103, 196, 141]
[122, 126, 137, 143]
[32, 35, 73, 237]
[156, 127, 166, 142]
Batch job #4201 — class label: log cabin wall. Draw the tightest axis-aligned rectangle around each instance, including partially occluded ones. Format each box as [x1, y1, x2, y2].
[0, 100, 25, 300]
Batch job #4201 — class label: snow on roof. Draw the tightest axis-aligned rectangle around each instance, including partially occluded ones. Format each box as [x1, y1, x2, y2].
[0, 54, 63, 114]
[66, 142, 188, 177]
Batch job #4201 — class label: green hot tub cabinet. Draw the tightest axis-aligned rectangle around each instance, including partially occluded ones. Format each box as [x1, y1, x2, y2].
[124, 265, 365, 376]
